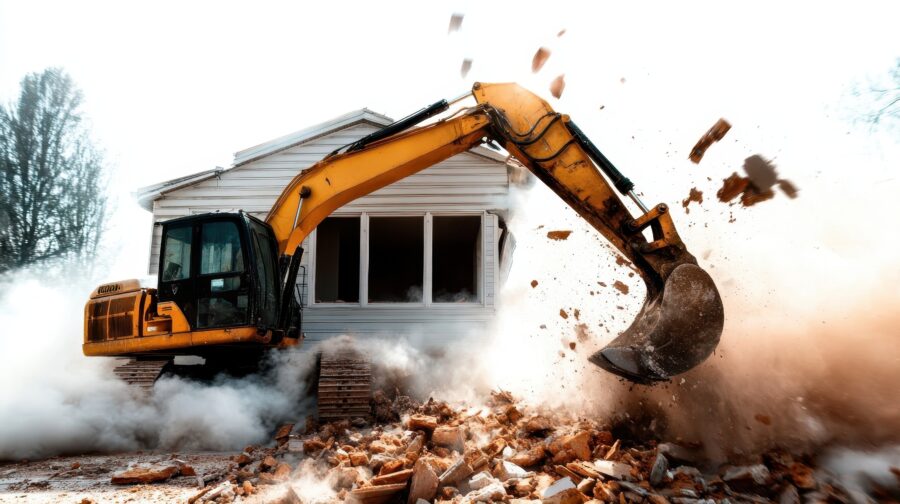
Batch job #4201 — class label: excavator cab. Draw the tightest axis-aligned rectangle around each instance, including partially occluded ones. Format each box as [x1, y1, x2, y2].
[157, 212, 281, 334]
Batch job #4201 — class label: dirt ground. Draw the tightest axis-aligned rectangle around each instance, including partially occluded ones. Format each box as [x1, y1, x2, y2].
[0, 452, 274, 503]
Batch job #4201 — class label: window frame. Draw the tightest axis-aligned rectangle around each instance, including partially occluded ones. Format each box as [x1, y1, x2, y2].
[308, 211, 485, 308]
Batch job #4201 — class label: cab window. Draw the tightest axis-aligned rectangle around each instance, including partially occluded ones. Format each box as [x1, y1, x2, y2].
[200, 221, 244, 275]
[162, 225, 192, 281]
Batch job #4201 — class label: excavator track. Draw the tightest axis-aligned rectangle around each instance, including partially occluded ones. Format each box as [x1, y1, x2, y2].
[317, 355, 372, 422]
[112, 358, 172, 391]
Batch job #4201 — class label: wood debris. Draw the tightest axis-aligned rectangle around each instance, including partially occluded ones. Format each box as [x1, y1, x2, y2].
[447, 13, 464, 34]
[532, 47, 551, 73]
[550, 74, 566, 99]
[546, 230, 572, 241]
[689, 118, 731, 163]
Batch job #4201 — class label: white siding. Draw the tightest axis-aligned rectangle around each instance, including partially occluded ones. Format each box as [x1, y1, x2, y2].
[147, 122, 509, 342]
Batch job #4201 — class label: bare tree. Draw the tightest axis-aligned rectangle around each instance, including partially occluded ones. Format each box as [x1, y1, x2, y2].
[865, 58, 900, 126]
[0, 68, 107, 274]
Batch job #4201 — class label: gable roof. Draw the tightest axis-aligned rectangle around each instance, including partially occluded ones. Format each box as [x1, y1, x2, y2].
[135, 167, 223, 211]
[233, 108, 394, 167]
[135, 107, 510, 211]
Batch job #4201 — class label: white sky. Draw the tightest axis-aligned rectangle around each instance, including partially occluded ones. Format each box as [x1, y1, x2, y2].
[1, 0, 898, 288]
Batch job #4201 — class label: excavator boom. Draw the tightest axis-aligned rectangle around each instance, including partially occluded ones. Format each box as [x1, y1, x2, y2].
[266, 82, 724, 382]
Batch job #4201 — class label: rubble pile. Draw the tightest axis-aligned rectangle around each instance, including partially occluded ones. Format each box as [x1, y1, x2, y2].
[168, 390, 894, 504]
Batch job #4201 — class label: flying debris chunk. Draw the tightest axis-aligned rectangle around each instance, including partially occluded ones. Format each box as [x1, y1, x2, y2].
[717, 155, 798, 207]
[681, 187, 704, 213]
[778, 179, 799, 198]
[532, 47, 551, 73]
[550, 74, 566, 99]
[547, 230, 572, 240]
[689, 118, 731, 164]
[717, 173, 750, 203]
[557, 29, 567, 37]
[448, 13, 464, 33]
[460, 58, 473, 78]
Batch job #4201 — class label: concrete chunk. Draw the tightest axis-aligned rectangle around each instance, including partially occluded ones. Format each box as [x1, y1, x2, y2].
[407, 414, 439, 432]
[722, 464, 770, 485]
[548, 432, 591, 463]
[540, 477, 575, 499]
[468, 471, 498, 490]
[439, 458, 473, 487]
[432, 426, 465, 452]
[408, 459, 439, 504]
[650, 453, 668, 486]
[592, 460, 632, 480]
[462, 481, 507, 503]
[497, 460, 530, 481]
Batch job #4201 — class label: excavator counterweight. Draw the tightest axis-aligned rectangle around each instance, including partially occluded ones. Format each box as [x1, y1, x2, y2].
[83, 82, 724, 404]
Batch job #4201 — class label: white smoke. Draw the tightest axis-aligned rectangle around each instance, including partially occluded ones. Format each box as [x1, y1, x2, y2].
[0, 270, 316, 460]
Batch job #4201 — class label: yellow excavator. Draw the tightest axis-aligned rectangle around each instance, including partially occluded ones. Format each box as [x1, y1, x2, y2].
[84, 83, 724, 417]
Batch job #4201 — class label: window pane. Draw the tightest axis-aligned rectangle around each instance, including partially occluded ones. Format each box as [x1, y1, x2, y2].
[433, 216, 481, 302]
[315, 217, 360, 303]
[200, 221, 244, 275]
[251, 225, 279, 325]
[369, 216, 423, 302]
[162, 225, 192, 281]
[197, 295, 248, 327]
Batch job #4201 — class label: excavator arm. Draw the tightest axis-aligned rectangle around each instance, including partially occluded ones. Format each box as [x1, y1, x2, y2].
[266, 82, 724, 383]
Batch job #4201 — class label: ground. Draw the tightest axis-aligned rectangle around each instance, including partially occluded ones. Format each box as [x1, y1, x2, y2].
[2, 392, 894, 504]
[0, 452, 239, 503]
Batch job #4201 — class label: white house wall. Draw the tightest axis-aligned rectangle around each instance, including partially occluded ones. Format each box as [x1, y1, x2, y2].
[147, 122, 509, 344]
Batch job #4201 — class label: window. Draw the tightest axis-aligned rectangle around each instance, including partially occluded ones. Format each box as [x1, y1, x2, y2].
[196, 220, 248, 329]
[311, 213, 484, 305]
[433, 216, 481, 302]
[250, 222, 279, 325]
[368, 216, 423, 302]
[315, 217, 360, 303]
[200, 221, 244, 275]
[162, 225, 192, 281]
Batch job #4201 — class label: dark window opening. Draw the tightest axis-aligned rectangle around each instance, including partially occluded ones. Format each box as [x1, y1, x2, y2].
[315, 217, 360, 303]
[369, 216, 423, 302]
[433, 216, 481, 302]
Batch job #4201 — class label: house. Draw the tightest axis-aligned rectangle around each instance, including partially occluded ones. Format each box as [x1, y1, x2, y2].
[136, 109, 518, 348]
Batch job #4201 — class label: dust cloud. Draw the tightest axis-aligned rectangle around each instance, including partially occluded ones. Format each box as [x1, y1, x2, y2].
[425, 150, 900, 463]
[0, 271, 316, 460]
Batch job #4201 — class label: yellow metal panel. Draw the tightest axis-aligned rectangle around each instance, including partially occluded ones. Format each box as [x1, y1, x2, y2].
[155, 301, 191, 333]
[266, 113, 492, 255]
[82, 326, 264, 356]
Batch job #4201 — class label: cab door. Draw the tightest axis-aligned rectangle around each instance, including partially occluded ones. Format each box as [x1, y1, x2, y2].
[159, 223, 197, 325]
[194, 220, 251, 329]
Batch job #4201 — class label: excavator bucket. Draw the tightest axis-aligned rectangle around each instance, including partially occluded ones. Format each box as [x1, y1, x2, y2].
[589, 263, 724, 383]
[470, 82, 726, 384]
